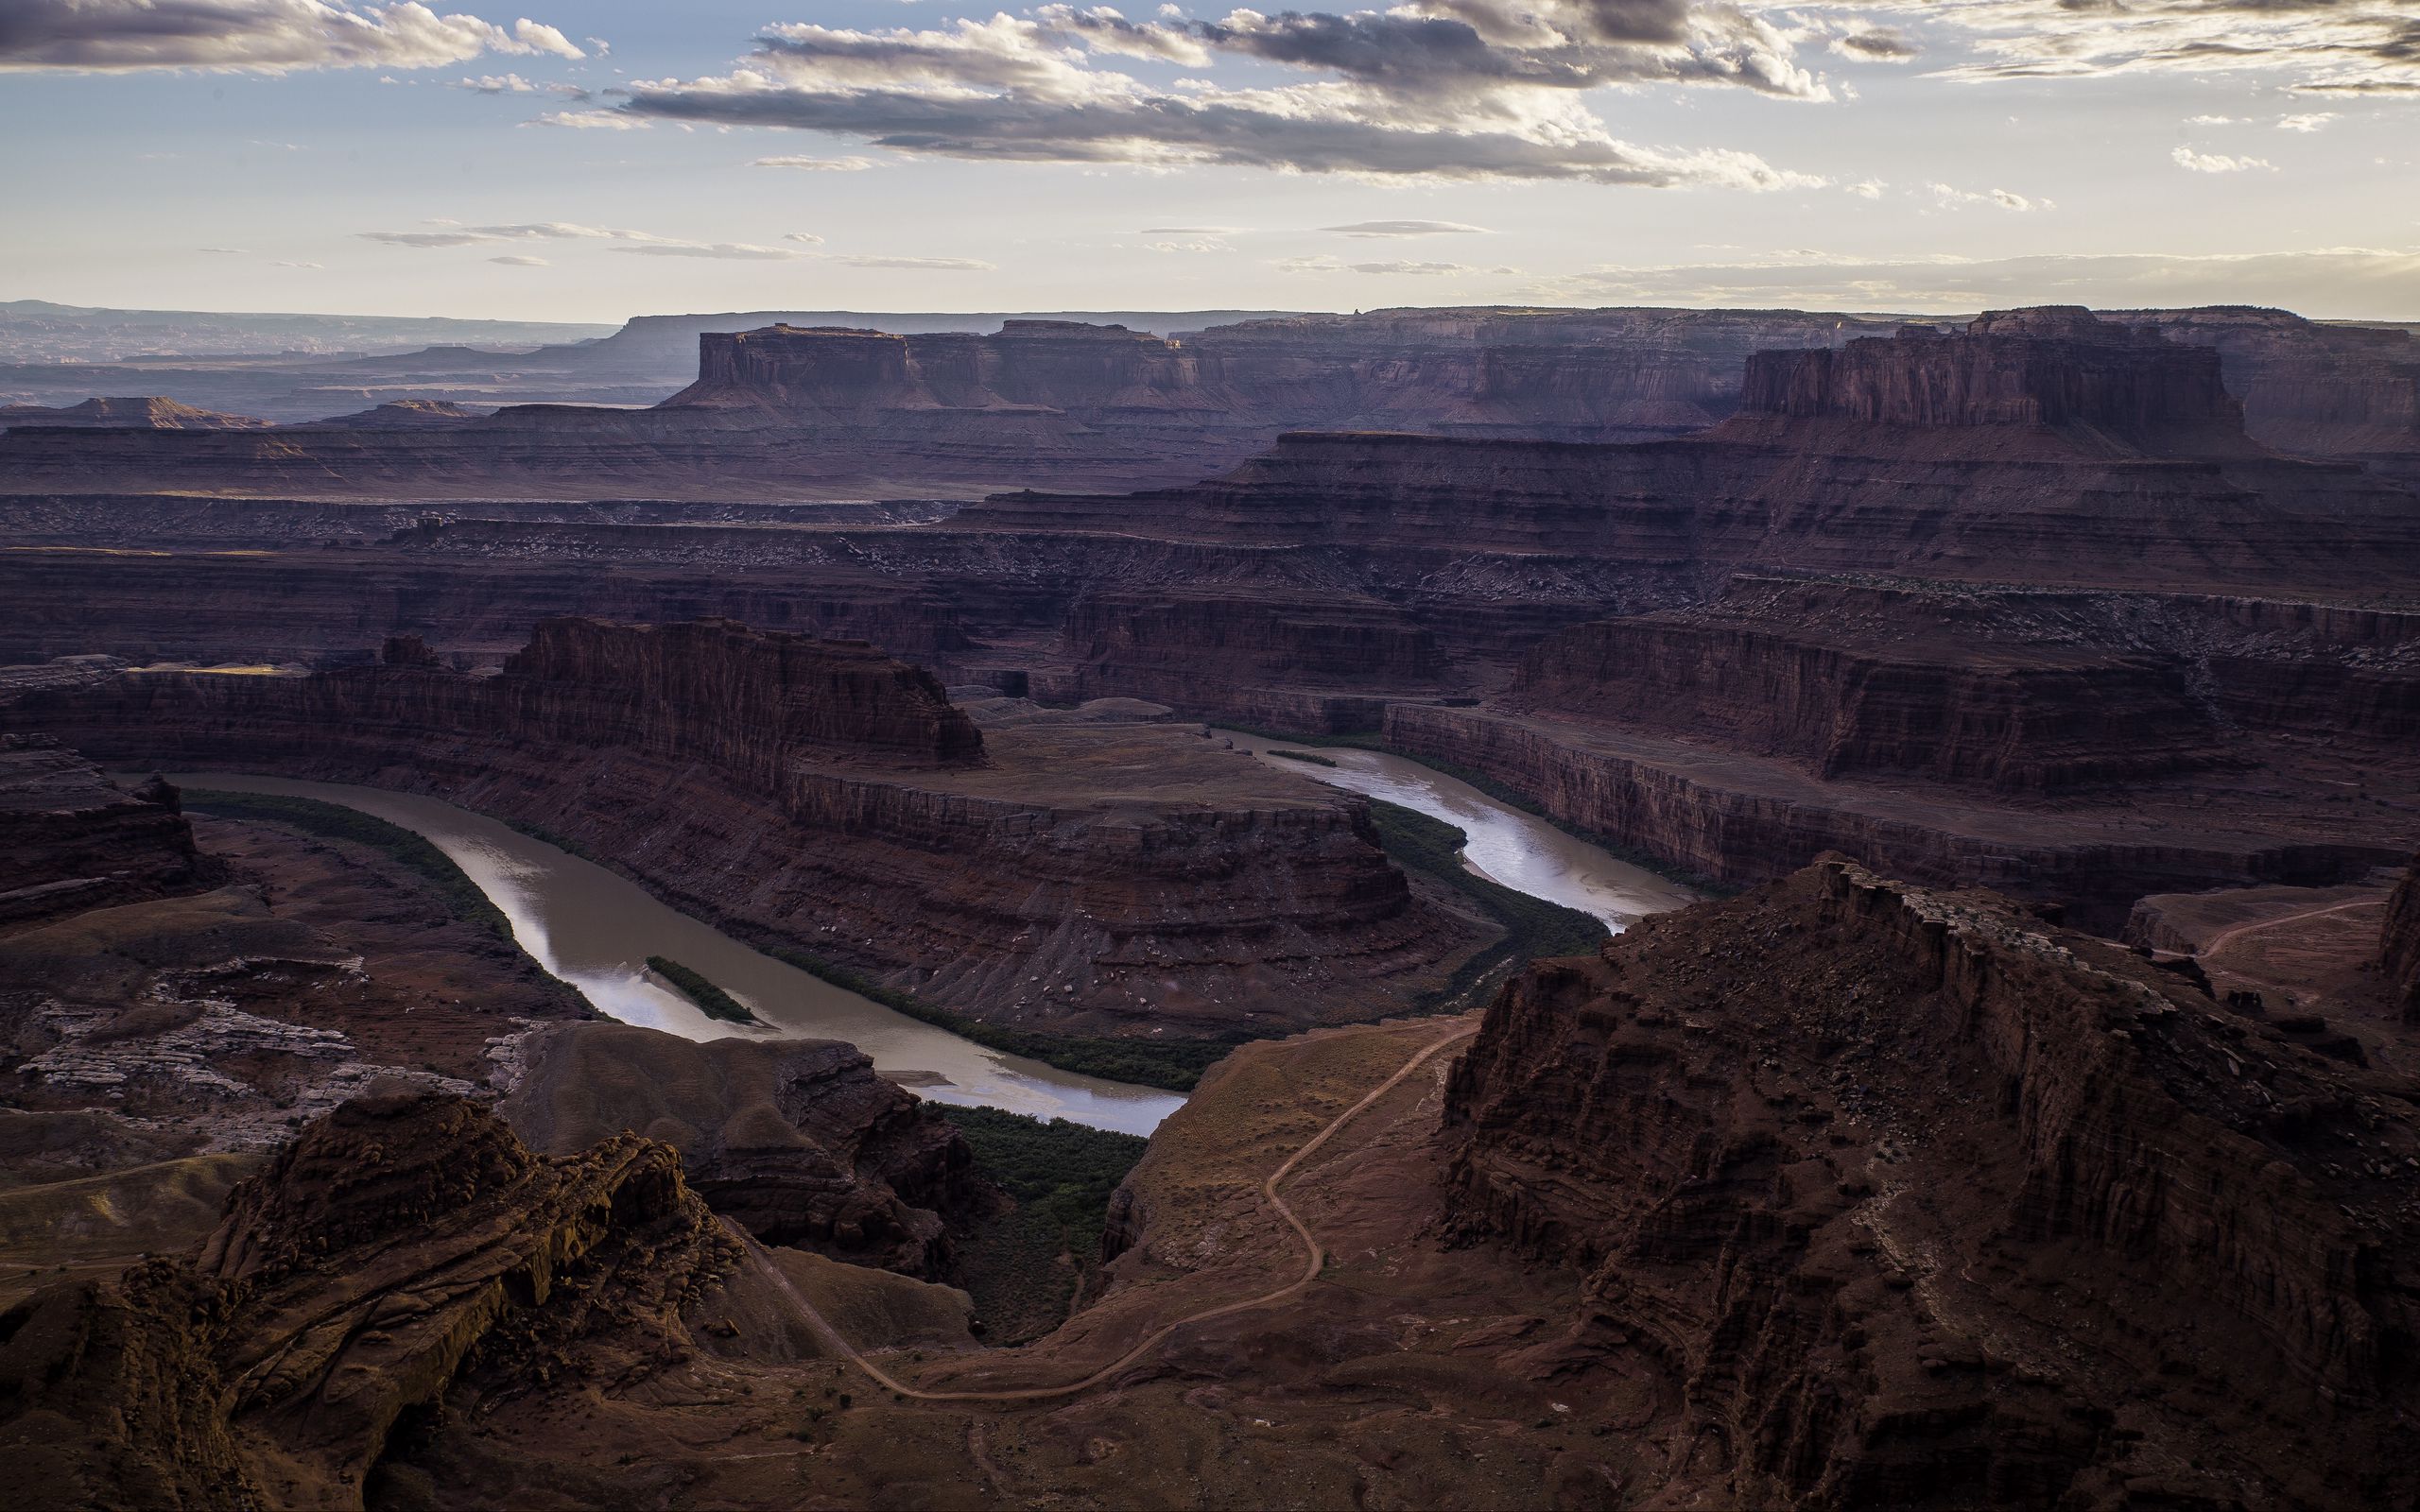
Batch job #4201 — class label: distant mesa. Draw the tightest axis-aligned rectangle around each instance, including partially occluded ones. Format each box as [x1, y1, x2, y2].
[0, 396, 266, 431]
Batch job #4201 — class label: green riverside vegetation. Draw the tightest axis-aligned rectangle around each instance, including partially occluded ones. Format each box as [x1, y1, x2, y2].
[937, 1103, 1149, 1343]
[645, 955, 763, 1025]
[182, 788, 516, 940]
[1364, 797, 1609, 1006]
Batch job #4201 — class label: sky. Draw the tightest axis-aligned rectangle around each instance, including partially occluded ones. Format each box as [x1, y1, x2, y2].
[2, 0, 2417, 322]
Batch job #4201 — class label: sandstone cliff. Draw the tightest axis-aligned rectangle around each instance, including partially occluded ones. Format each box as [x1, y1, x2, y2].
[0, 1091, 754, 1510]
[0, 734, 211, 927]
[1378, 701, 2403, 927]
[2385, 854, 2420, 1022]
[2115, 306, 2420, 478]
[1736, 306, 2251, 455]
[1443, 858, 2420, 1508]
[499, 1022, 983, 1276]
[7, 619, 1472, 1031]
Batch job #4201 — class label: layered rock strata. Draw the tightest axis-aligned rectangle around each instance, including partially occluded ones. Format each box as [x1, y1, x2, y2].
[2385, 855, 2420, 1022]
[0, 1092, 761, 1510]
[1379, 701, 2402, 926]
[499, 1022, 981, 1276]
[6, 618, 1469, 1031]
[2115, 305, 2420, 479]
[1444, 858, 2420, 1508]
[0, 734, 210, 927]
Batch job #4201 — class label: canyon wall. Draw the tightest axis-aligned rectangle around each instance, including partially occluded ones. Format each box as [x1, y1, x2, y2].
[0, 734, 212, 927]
[4, 620, 1472, 1032]
[0, 1091, 751, 1508]
[500, 1022, 981, 1277]
[1443, 858, 2420, 1507]
[1510, 612, 2222, 794]
[1379, 702, 2397, 922]
[2116, 306, 2420, 477]
[1737, 306, 2247, 450]
[2386, 855, 2420, 1022]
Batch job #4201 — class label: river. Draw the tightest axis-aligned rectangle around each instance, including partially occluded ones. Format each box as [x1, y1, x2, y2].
[1217, 733, 1697, 929]
[169, 750, 1693, 1137]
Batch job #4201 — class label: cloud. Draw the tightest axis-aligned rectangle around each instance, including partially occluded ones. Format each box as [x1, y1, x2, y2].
[1278, 255, 1478, 275]
[488, 254, 548, 266]
[529, 108, 644, 129]
[2171, 145, 2273, 173]
[197, 246, 249, 254]
[1809, 0, 2420, 96]
[1845, 178, 1886, 199]
[1140, 225, 1247, 234]
[829, 254, 994, 270]
[272, 259, 321, 268]
[456, 72, 535, 93]
[608, 242, 807, 261]
[1927, 182, 2047, 211]
[2185, 113, 2241, 126]
[1830, 26, 1917, 62]
[1321, 219, 1489, 237]
[2276, 112, 2341, 132]
[750, 154, 877, 170]
[0, 1, 582, 73]
[358, 221, 656, 248]
[604, 5, 1829, 189]
[1146, 239, 1228, 252]
[1538, 247, 2420, 320]
[782, 231, 825, 245]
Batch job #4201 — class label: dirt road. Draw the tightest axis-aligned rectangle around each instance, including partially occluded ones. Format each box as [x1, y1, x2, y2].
[745, 1018, 1479, 1403]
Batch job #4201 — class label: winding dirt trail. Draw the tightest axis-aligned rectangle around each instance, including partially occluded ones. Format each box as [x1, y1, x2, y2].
[2201, 897, 2386, 958]
[745, 1019, 1478, 1404]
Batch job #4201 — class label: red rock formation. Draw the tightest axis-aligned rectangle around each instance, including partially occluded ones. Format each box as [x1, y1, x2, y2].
[1737, 306, 2250, 453]
[1511, 586, 2228, 794]
[492, 615, 983, 770]
[499, 1022, 982, 1277]
[0, 733, 211, 926]
[1444, 858, 2420, 1507]
[0, 1091, 749, 1508]
[1378, 701, 2402, 925]
[2114, 306, 2420, 479]
[2384, 855, 2420, 1022]
[6, 619, 1471, 1031]
[1050, 588, 1448, 719]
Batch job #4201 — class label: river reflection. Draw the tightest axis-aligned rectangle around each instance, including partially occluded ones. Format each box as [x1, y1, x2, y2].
[1218, 733, 1699, 929]
[165, 773, 1186, 1137]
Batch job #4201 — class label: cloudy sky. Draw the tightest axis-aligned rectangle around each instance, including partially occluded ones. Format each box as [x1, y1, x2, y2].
[3, 0, 2416, 320]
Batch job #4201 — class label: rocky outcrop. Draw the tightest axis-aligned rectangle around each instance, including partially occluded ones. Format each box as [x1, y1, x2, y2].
[1379, 702, 2402, 925]
[2114, 306, 2420, 478]
[1737, 306, 2249, 453]
[0, 1091, 746, 1510]
[499, 1022, 982, 1276]
[7, 619, 1471, 1031]
[0, 734, 210, 927]
[1050, 588, 1448, 717]
[2385, 855, 2420, 1022]
[1510, 586, 2228, 794]
[493, 615, 982, 769]
[1443, 858, 2420, 1508]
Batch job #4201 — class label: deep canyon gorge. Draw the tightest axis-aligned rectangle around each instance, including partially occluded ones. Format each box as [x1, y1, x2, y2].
[4, 297, 2418, 1511]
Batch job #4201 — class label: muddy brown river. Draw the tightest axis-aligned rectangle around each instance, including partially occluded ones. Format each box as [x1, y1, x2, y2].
[171, 751, 1693, 1134]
